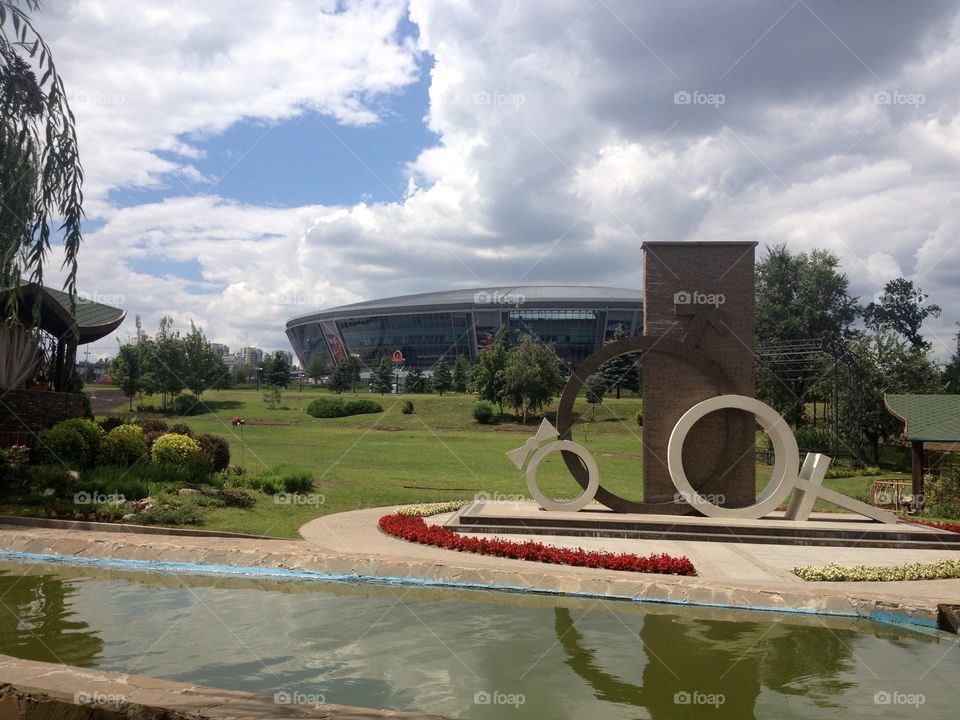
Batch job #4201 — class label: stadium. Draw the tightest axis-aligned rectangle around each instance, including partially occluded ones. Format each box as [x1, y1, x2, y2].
[286, 286, 645, 371]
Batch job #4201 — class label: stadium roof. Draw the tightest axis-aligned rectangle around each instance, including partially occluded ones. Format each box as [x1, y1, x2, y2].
[287, 285, 644, 326]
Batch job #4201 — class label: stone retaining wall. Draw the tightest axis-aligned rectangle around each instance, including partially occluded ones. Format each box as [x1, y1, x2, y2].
[0, 654, 446, 719]
[0, 388, 87, 437]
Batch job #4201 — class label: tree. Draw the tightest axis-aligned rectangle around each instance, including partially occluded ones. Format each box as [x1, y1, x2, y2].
[584, 373, 606, 421]
[863, 278, 942, 349]
[944, 329, 960, 394]
[598, 324, 639, 399]
[110, 343, 142, 410]
[328, 358, 353, 394]
[404, 367, 427, 393]
[500, 333, 565, 423]
[370, 355, 393, 394]
[431, 357, 452, 395]
[181, 321, 222, 398]
[307, 355, 327, 384]
[472, 326, 510, 412]
[452, 355, 471, 393]
[264, 353, 291, 388]
[1, 1, 84, 313]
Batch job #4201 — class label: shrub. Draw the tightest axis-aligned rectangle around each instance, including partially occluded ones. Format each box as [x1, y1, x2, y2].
[28, 465, 72, 493]
[401, 400, 415, 415]
[152, 434, 201, 465]
[195, 434, 230, 473]
[76, 466, 149, 500]
[792, 425, 833, 453]
[307, 397, 383, 418]
[221, 488, 256, 508]
[138, 502, 204, 526]
[98, 416, 127, 433]
[168, 422, 194, 437]
[635, 410, 643, 427]
[256, 466, 313, 494]
[307, 397, 346, 418]
[282, 472, 313, 494]
[99, 425, 149, 468]
[926, 467, 960, 520]
[343, 399, 383, 415]
[57, 419, 103, 460]
[472, 401, 495, 424]
[36, 422, 97, 469]
[134, 418, 170, 434]
[173, 393, 201, 416]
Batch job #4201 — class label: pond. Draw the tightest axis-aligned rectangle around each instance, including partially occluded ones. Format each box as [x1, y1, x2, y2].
[0, 558, 954, 719]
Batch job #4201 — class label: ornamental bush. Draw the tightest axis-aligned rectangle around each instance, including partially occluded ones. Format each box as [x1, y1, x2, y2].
[134, 418, 169, 434]
[342, 399, 383, 415]
[36, 419, 102, 468]
[173, 393, 201, 416]
[99, 425, 149, 468]
[195, 433, 230, 473]
[306, 397, 346, 418]
[401, 400, 415, 415]
[472, 401, 495, 424]
[926, 467, 960, 520]
[221, 488, 256, 508]
[151, 433, 201, 465]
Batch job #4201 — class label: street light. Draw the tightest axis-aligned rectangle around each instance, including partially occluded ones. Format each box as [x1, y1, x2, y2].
[256, 366, 263, 391]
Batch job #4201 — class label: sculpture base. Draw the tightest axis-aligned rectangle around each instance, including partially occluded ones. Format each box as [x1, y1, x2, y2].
[448, 502, 960, 550]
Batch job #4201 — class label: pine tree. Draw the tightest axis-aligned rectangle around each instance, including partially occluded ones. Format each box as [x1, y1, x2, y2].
[598, 324, 639, 399]
[370, 355, 393, 394]
[452, 355, 471, 393]
[431, 357, 452, 395]
[404, 367, 427, 393]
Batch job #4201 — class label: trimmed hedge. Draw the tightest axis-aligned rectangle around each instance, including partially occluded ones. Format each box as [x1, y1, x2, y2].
[306, 397, 383, 418]
[99, 425, 149, 468]
[36, 419, 103, 468]
[152, 433, 201, 465]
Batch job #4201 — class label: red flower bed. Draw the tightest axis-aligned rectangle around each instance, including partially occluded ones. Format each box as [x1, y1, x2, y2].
[378, 514, 697, 576]
[907, 519, 960, 534]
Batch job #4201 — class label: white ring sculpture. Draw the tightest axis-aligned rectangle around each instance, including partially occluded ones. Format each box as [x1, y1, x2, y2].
[526, 440, 600, 512]
[668, 395, 799, 519]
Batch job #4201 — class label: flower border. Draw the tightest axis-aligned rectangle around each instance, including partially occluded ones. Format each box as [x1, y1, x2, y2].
[378, 513, 696, 576]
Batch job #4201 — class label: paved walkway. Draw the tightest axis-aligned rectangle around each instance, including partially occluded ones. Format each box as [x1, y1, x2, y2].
[1, 507, 958, 629]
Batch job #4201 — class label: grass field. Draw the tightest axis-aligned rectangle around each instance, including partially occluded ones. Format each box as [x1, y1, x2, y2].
[94, 387, 910, 538]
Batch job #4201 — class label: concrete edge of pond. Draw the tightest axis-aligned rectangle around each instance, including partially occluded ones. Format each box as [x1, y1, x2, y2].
[0, 515, 957, 635]
[0, 653, 449, 719]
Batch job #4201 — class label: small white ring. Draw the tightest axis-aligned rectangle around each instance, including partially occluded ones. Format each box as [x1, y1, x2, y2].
[527, 440, 599, 512]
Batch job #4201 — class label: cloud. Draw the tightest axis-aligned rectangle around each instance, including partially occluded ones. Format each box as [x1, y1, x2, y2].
[34, 0, 960, 359]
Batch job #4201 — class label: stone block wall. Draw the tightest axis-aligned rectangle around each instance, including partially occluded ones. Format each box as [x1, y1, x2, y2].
[0, 388, 86, 437]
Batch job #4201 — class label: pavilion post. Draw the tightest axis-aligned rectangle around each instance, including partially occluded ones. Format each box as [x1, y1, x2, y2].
[911, 440, 924, 512]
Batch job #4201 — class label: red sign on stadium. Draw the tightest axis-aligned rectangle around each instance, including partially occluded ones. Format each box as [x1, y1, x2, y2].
[391, 350, 404, 364]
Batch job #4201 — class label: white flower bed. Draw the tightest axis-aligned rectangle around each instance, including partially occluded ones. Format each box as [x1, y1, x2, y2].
[394, 501, 470, 517]
[794, 559, 960, 582]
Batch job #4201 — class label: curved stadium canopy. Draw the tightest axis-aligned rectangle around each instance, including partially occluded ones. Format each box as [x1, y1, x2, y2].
[286, 286, 645, 371]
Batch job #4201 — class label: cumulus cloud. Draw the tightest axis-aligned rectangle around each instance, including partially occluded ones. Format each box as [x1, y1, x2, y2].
[34, 0, 960, 359]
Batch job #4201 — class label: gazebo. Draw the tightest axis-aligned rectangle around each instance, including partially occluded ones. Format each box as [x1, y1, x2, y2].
[885, 393, 960, 509]
[0, 283, 125, 391]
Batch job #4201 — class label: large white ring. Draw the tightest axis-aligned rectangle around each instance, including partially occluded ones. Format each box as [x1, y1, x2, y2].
[667, 394, 799, 519]
[527, 440, 599, 512]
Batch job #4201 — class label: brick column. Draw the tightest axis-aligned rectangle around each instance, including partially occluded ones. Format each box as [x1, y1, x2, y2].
[641, 242, 757, 507]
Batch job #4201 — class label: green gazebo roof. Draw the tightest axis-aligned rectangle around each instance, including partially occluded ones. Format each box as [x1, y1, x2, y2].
[884, 394, 960, 443]
[2, 283, 126, 343]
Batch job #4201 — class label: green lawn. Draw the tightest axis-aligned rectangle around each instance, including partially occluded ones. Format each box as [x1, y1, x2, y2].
[87, 387, 910, 538]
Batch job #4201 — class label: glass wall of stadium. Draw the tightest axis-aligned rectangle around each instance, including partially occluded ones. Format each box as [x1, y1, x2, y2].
[286, 287, 644, 371]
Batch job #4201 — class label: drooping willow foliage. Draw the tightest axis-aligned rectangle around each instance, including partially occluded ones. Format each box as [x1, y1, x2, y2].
[1, 0, 83, 319]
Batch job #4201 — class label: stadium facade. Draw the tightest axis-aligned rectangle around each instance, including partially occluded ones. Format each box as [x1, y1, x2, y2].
[286, 286, 644, 371]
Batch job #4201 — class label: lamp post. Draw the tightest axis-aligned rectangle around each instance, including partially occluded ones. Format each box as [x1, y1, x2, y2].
[256, 366, 263, 391]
